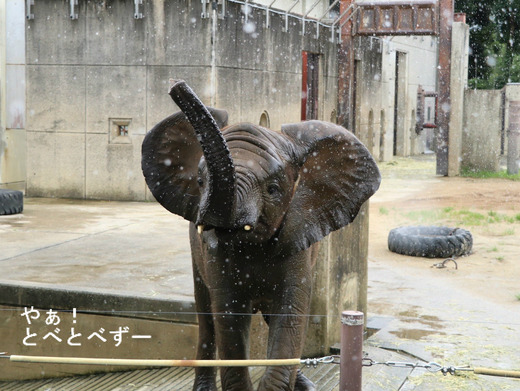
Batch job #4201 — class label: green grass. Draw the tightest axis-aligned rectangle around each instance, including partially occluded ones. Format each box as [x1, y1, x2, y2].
[402, 208, 520, 227]
[461, 168, 520, 181]
[516, 294, 520, 301]
[379, 207, 389, 215]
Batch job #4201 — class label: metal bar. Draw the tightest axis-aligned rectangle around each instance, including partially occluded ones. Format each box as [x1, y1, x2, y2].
[266, 0, 278, 28]
[303, 0, 322, 18]
[318, 0, 341, 22]
[219, 0, 226, 19]
[26, 0, 34, 20]
[201, 0, 209, 18]
[70, 0, 78, 19]
[339, 311, 364, 391]
[285, 0, 300, 32]
[134, 0, 143, 19]
[436, 0, 453, 175]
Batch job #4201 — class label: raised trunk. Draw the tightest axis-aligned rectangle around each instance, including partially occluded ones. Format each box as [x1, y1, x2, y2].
[168, 79, 236, 227]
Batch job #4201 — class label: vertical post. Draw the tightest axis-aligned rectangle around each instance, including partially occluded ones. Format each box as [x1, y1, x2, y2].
[340, 311, 364, 391]
[337, 0, 354, 128]
[507, 101, 520, 175]
[436, 0, 453, 176]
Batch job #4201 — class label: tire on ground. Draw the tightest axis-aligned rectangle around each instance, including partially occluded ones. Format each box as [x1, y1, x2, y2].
[388, 226, 472, 258]
[0, 189, 24, 215]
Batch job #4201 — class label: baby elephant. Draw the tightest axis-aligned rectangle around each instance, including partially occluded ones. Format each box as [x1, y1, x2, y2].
[142, 80, 380, 390]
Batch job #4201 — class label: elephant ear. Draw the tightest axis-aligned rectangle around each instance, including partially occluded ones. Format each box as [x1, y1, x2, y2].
[141, 108, 228, 222]
[277, 120, 381, 256]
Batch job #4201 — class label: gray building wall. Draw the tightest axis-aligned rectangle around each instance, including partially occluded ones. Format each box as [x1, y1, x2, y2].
[462, 89, 502, 172]
[24, 0, 338, 200]
[462, 84, 520, 172]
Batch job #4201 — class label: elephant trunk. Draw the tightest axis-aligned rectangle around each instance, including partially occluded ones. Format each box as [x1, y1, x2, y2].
[168, 79, 236, 227]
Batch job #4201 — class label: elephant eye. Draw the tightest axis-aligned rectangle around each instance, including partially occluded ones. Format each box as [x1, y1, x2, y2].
[197, 177, 203, 187]
[267, 183, 281, 196]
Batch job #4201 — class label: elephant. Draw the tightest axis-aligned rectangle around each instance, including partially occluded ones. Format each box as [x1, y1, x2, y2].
[141, 80, 381, 390]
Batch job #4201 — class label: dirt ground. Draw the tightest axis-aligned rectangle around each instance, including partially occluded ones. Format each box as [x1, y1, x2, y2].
[369, 156, 520, 310]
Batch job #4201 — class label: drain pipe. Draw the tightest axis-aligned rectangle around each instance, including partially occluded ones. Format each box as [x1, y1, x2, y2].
[507, 101, 520, 175]
[340, 311, 364, 391]
[210, 1, 218, 106]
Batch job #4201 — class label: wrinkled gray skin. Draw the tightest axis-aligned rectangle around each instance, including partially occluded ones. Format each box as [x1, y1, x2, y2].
[142, 80, 381, 391]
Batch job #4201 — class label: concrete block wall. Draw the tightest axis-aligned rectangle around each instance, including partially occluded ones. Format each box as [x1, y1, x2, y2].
[25, 0, 338, 201]
[0, 0, 26, 191]
[461, 89, 502, 172]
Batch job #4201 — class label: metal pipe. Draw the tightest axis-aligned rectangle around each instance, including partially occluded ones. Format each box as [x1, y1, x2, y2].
[266, 0, 278, 28]
[339, 311, 364, 391]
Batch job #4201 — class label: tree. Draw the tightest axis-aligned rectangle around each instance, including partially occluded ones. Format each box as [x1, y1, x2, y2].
[456, 0, 520, 89]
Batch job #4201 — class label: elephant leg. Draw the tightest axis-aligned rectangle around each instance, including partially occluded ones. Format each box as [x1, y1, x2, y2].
[257, 252, 315, 391]
[261, 317, 314, 391]
[294, 370, 316, 391]
[213, 295, 254, 391]
[192, 265, 217, 391]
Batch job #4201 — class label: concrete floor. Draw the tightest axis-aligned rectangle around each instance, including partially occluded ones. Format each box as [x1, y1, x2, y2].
[0, 198, 194, 302]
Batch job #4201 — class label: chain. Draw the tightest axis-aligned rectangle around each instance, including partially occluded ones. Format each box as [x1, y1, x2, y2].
[300, 354, 472, 377]
[362, 357, 472, 376]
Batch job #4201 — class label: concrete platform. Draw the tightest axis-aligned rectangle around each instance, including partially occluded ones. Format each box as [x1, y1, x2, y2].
[0, 198, 200, 381]
[0, 198, 194, 302]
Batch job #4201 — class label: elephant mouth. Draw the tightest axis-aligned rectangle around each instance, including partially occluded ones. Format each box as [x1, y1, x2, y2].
[197, 222, 276, 243]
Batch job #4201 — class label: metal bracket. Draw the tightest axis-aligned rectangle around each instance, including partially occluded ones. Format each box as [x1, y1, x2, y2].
[284, 0, 299, 32]
[134, 0, 144, 19]
[26, 0, 34, 20]
[265, 0, 278, 28]
[201, 0, 225, 19]
[70, 0, 78, 20]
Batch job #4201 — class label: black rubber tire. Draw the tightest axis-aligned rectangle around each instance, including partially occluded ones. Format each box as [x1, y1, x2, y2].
[0, 189, 24, 215]
[388, 226, 472, 258]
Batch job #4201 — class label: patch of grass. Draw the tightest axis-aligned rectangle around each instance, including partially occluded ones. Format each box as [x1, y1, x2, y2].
[461, 168, 520, 181]
[515, 214, 520, 222]
[450, 209, 487, 226]
[379, 207, 389, 215]
[516, 293, 520, 301]
[401, 207, 520, 227]
[403, 209, 445, 223]
[487, 246, 499, 252]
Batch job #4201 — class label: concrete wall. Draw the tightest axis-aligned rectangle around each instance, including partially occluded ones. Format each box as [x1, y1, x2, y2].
[351, 34, 438, 162]
[503, 83, 520, 166]
[23, 0, 337, 201]
[461, 89, 502, 172]
[462, 84, 520, 173]
[0, 0, 26, 191]
[448, 22, 469, 176]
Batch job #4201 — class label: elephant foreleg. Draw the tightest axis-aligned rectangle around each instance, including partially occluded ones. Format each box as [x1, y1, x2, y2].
[213, 296, 254, 391]
[192, 266, 217, 391]
[257, 253, 315, 391]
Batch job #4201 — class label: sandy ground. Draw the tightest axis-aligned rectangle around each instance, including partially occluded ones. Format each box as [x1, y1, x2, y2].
[369, 156, 520, 310]
[366, 155, 520, 390]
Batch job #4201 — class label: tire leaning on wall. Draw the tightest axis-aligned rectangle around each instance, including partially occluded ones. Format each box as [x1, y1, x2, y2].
[388, 226, 473, 258]
[0, 189, 24, 215]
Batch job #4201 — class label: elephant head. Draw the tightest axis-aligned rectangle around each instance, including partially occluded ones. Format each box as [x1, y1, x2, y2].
[142, 80, 381, 256]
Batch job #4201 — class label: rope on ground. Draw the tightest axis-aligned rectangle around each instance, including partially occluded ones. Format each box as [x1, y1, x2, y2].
[0, 353, 334, 368]
[362, 358, 520, 379]
[2, 352, 519, 379]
